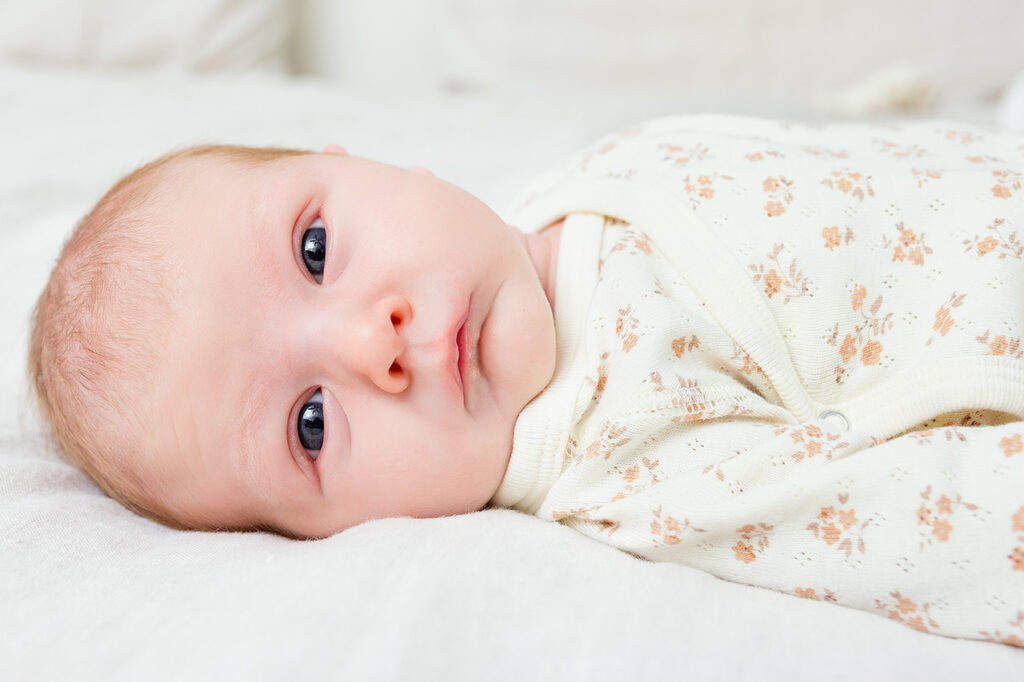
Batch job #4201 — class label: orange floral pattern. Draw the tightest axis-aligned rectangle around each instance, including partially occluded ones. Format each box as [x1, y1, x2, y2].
[773, 423, 852, 463]
[875, 592, 943, 634]
[644, 371, 752, 424]
[875, 138, 928, 158]
[980, 612, 1024, 648]
[908, 426, 969, 446]
[881, 221, 932, 265]
[608, 457, 665, 503]
[821, 170, 875, 201]
[762, 175, 795, 217]
[584, 351, 611, 404]
[991, 169, 1022, 198]
[942, 128, 983, 144]
[966, 154, 1003, 164]
[551, 505, 621, 536]
[807, 493, 873, 559]
[823, 284, 893, 383]
[730, 342, 765, 377]
[745, 149, 786, 161]
[794, 586, 839, 602]
[659, 142, 712, 166]
[999, 433, 1022, 457]
[802, 145, 848, 159]
[962, 218, 1023, 259]
[821, 225, 854, 250]
[975, 330, 1024, 359]
[650, 505, 706, 547]
[577, 419, 632, 463]
[915, 485, 981, 551]
[911, 168, 943, 187]
[506, 117, 1024, 649]
[749, 243, 813, 303]
[733, 523, 774, 563]
[614, 304, 641, 352]
[923, 292, 966, 347]
[1011, 507, 1024, 573]
[680, 172, 734, 208]
[608, 234, 655, 259]
[671, 334, 700, 358]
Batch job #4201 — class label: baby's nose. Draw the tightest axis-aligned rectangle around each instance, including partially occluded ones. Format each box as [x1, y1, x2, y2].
[344, 294, 412, 393]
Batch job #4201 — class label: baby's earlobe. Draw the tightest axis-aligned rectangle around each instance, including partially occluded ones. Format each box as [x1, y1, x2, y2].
[323, 144, 348, 156]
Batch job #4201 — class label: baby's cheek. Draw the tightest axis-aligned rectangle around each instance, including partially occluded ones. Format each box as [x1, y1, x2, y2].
[481, 269, 556, 404]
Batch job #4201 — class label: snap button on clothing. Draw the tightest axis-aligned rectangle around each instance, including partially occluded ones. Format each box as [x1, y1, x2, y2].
[819, 410, 850, 431]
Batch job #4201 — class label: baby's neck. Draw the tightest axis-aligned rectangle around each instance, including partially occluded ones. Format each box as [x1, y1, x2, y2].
[523, 218, 563, 310]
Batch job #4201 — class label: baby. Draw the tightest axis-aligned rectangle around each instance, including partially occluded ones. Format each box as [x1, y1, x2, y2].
[29, 116, 1024, 647]
[29, 143, 561, 538]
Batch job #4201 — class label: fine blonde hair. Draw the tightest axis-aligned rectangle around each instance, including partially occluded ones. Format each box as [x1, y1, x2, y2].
[28, 144, 311, 531]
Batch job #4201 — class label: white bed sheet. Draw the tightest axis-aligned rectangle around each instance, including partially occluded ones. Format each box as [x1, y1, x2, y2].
[1, 64, 1021, 680]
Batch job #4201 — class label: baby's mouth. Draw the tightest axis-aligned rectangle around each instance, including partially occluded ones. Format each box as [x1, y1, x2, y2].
[456, 321, 469, 386]
[455, 296, 477, 407]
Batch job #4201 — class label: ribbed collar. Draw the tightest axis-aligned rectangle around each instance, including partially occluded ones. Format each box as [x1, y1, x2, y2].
[490, 214, 604, 513]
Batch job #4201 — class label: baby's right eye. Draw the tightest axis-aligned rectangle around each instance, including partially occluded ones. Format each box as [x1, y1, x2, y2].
[301, 217, 327, 283]
[297, 389, 324, 459]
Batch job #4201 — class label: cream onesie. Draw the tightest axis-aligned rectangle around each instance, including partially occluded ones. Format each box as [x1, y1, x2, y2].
[492, 115, 1024, 647]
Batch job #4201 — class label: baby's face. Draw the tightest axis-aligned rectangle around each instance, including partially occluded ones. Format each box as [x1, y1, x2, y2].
[146, 151, 557, 538]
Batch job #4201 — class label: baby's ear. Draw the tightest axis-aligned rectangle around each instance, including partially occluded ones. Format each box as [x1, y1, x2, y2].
[322, 144, 348, 156]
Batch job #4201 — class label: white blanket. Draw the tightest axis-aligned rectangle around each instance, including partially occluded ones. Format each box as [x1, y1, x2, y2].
[1, 64, 1022, 679]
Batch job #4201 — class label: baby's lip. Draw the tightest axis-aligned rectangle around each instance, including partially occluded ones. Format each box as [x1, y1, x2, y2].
[447, 302, 467, 406]
[452, 296, 477, 408]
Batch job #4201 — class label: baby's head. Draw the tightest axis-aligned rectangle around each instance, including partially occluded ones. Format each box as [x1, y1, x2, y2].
[29, 144, 557, 538]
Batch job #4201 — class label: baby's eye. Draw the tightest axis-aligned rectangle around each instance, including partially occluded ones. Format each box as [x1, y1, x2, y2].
[301, 217, 327, 283]
[297, 389, 324, 459]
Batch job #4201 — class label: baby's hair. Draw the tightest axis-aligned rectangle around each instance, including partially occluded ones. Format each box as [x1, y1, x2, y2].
[28, 144, 311, 531]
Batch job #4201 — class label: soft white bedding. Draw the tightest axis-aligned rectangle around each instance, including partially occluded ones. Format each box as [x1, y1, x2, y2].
[1, 64, 1022, 680]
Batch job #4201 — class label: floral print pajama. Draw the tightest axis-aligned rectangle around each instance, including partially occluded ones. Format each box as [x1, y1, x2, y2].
[494, 116, 1024, 646]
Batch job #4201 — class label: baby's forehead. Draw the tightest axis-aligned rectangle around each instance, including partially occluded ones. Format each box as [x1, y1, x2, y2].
[154, 156, 277, 233]
[152, 155, 299, 363]
[163, 153, 267, 194]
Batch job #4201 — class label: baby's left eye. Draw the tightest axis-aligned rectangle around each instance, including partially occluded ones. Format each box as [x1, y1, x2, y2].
[301, 217, 327, 283]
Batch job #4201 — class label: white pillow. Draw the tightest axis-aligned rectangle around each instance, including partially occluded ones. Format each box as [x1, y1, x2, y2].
[0, 0, 290, 72]
[1001, 69, 1024, 132]
[314, 0, 1024, 117]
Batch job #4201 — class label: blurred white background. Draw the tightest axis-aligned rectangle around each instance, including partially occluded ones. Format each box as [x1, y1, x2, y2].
[1, 0, 1023, 127]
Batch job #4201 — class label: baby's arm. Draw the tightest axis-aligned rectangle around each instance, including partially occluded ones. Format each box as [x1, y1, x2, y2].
[547, 412, 1024, 647]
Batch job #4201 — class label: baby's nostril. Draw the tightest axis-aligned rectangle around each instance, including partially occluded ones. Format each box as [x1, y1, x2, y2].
[389, 361, 401, 377]
[391, 313, 401, 328]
